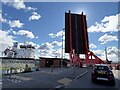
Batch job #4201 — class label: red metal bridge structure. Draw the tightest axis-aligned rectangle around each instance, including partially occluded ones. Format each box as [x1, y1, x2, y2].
[65, 10, 106, 67]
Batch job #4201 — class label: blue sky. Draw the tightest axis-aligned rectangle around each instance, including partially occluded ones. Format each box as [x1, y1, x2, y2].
[0, 1, 119, 62]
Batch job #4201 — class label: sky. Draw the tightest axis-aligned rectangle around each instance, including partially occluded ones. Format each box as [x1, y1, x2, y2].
[0, 1, 119, 62]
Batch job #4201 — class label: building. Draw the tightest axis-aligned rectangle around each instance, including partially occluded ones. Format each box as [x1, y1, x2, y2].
[1, 57, 39, 74]
[3, 42, 35, 58]
[40, 57, 69, 68]
[1, 42, 40, 74]
[16, 45, 35, 58]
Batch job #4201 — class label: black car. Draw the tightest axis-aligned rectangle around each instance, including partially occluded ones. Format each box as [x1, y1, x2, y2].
[91, 64, 115, 85]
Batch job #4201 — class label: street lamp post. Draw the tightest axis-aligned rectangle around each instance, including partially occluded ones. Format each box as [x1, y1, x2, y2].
[61, 28, 65, 70]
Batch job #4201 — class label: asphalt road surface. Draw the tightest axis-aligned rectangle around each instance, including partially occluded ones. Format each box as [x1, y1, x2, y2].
[2, 67, 87, 89]
[63, 68, 119, 89]
[1, 67, 120, 90]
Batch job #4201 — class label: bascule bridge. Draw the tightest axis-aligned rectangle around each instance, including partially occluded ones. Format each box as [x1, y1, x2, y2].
[65, 10, 106, 66]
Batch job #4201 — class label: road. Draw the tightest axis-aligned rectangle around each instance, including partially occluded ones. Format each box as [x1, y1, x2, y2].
[1, 67, 120, 90]
[2, 67, 87, 89]
[63, 68, 119, 89]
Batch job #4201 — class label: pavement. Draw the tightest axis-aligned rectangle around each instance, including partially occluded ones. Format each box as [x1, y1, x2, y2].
[112, 70, 120, 80]
[2, 67, 88, 89]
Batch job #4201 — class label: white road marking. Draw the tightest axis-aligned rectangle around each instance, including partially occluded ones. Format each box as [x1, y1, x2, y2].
[57, 78, 72, 85]
[12, 75, 32, 81]
[6, 78, 22, 83]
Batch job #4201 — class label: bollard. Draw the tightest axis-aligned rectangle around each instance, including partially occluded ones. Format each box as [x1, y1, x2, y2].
[9, 67, 12, 79]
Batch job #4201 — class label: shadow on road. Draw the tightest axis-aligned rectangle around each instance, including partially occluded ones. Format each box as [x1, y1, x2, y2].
[92, 78, 119, 87]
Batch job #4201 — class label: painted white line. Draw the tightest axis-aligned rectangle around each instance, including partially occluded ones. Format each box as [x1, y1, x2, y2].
[57, 78, 72, 85]
[17, 80, 21, 82]
[55, 85, 65, 89]
[14, 80, 18, 83]
[12, 75, 32, 81]
[74, 70, 88, 80]
[6, 78, 22, 84]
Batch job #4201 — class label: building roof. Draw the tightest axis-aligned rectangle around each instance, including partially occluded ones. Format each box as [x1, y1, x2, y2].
[0, 57, 36, 60]
[39, 57, 69, 61]
[20, 45, 35, 49]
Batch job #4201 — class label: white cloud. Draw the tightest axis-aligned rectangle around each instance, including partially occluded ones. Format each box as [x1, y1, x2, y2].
[29, 12, 41, 21]
[12, 0, 26, 9]
[26, 41, 40, 49]
[0, 12, 24, 28]
[98, 34, 118, 44]
[51, 41, 62, 46]
[49, 30, 65, 38]
[38, 41, 119, 62]
[2, 0, 8, 4]
[2, 0, 37, 11]
[8, 20, 24, 28]
[48, 33, 56, 38]
[0, 29, 15, 57]
[7, 28, 17, 35]
[0, 10, 7, 23]
[107, 46, 118, 56]
[40, 48, 62, 58]
[89, 43, 97, 49]
[39, 42, 54, 50]
[9, 29, 38, 39]
[91, 46, 119, 62]
[26, 6, 37, 11]
[16, 30, 38, 39]
[39, 41, 64, 58]
[52, 48, 62, 58]
[92, 49, 104, 56]
[35, 36, 38, 39]
[56, 31, 65, 37]
[88, 13, 119, 33]
[106, 46, 119, 62]
[12, 30, 17, 34]
[0, 30, 15, 45]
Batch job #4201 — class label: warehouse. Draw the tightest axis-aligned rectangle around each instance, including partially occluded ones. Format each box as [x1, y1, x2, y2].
[40, 57, 69, 68]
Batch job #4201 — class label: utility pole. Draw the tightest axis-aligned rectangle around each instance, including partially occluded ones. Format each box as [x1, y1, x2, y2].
[24, 34, 27, 45]
[61, 28, 65, 70]
[105, 47, 108, 62]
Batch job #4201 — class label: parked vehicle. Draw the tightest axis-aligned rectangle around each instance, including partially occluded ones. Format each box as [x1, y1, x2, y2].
[115, 64, 120, 70]
[91, 64, 115, 85]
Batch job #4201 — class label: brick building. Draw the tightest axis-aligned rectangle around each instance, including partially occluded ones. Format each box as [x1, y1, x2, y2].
[39, 57, 69, 68]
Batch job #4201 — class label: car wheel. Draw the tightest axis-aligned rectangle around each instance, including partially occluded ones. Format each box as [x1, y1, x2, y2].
[92, 77, 96, 82]
[110, 80, 115, 86]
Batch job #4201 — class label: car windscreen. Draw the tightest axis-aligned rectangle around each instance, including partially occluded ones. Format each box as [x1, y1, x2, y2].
[95, 66, 109, 70]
